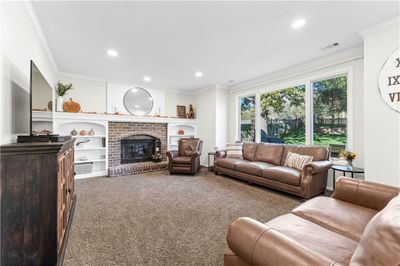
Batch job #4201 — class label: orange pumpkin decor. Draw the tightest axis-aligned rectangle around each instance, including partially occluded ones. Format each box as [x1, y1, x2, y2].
[63, 98, 81, 113]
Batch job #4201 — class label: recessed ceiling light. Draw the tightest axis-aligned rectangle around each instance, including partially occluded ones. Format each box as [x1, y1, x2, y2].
[143, 76, 151, 82]
[291, 19, 306, 29]
[107, 49, 118, 57]
[195, 72, 203, 78]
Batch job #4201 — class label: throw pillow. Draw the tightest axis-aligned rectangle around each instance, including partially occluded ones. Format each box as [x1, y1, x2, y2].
[226, 143, 243, 159]
[284, 151, 313, 171]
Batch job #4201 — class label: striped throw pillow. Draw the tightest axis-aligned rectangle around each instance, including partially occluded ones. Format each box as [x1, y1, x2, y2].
[284, 152, 313, 171]
[226, 143, 243, 159]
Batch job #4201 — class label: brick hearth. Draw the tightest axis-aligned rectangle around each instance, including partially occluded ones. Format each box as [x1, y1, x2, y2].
[108, 122, 168, 176]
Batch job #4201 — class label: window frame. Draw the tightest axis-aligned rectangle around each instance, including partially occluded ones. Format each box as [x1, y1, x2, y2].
[235, 66, 353, 149]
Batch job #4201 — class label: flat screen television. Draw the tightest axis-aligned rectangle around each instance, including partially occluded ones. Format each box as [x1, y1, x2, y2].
[30, 60, 53, 135]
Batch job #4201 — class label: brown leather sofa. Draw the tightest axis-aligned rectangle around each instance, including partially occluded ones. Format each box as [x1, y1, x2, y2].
[166, 138, 203, 175]
[225, 177, 400, 266]
[215, 142, 332, 199]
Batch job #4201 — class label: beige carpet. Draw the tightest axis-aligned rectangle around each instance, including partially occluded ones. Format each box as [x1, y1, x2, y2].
[64, 168, 301, 266]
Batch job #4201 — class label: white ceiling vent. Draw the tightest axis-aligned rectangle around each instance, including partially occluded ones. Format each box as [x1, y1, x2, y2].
[320, 42, 340, 51]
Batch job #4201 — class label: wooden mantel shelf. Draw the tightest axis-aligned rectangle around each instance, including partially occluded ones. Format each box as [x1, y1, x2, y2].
[52, 111, 198, 124]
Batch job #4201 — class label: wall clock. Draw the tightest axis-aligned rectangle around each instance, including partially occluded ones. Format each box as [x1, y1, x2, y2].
[379, 48, 400, 112]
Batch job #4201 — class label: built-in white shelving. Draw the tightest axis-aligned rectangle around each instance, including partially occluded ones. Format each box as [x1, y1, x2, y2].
[54, 116, 108, 179]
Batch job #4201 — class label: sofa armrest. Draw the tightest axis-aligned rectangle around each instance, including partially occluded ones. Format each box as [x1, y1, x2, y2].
[216, 150, 227, 159]
[227, 217, 336, 266]
[331, 177, 400, 211]
[191, 151, 200, 159]
[166, 150, 179, 160]
[303, 160, 332, 175]
[300, 160, 332, 198]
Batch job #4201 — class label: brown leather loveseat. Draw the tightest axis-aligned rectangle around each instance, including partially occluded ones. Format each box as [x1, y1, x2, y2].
[225, 177, 400, 266]
[215, 142, 332, 198]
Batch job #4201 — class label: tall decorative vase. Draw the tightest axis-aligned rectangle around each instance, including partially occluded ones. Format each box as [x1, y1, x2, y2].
[56, 96, 64, 112]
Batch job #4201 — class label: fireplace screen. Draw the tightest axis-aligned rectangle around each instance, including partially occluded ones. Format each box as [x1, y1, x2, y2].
[121, 135, 161, 164]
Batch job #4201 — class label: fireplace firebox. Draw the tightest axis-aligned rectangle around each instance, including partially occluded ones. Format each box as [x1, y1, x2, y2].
[121, 135, 161, 164]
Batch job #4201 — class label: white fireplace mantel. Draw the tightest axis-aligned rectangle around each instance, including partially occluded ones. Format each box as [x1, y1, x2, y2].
[53, 111, 198, 124]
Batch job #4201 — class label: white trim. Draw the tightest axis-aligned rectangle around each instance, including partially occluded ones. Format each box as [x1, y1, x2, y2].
[230, 54, 363, 94]
[255, 94, 261, 142]
[358, 16, 400, 38]
[21, 1, 59, 73]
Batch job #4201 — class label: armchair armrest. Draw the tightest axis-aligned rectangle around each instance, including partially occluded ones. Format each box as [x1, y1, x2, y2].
[227, 217, 335, 266]
[166, 150, 179, 160]
[303, 160, 333, 175]
[216, 150, 227, 159]
[331, 177, 400, 211]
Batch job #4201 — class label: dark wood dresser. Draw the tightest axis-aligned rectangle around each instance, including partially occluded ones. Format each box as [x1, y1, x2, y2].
[0, 139, 76, 266]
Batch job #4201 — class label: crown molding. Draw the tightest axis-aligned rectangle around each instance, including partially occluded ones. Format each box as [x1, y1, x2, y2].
[358, 16, 400, 38]
[229, 46, 364, 94]
[21, 0, 59, 73]
[58, 71, 195, 96]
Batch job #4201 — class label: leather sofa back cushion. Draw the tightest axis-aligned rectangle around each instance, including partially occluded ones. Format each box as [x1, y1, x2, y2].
[242, 142, 258, 161]
[350, 194, 400, 266]
[254, 143, 284, 165]
[281, 145, 328, 165]
[179, 139, 200, 156]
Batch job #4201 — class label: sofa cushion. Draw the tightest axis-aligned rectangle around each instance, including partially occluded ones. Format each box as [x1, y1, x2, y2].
[242, 142, 258, 161]
[216, 158, 247, 171]
[350, 194, 400, 266]
[292, 196, 378, 241]
[265, 213, 358, 265]
[281, 145, 328, 165]
[262, 166, 301, 186]
[236, 161, 274, 176]
[172, 156, 192, 164]
[226, 143, 243, 159]
[254, 143, 284, 165]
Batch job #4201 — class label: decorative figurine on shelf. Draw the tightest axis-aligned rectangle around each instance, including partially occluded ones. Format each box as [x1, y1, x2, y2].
[63, 98, 81, 113]
[55, 81, 73, 112]
[187, 104, 195, 119]
[88, 129, 95, 136]
[178, 129, 185, 135]
[79, 130, 87, 136]
[70, 129, 77, 136]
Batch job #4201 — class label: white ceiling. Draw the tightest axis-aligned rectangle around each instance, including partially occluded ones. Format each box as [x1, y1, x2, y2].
[32, 1, 399, 92]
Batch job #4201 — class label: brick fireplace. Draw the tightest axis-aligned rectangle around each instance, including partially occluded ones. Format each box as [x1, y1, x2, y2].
[108, 122, 168, 176]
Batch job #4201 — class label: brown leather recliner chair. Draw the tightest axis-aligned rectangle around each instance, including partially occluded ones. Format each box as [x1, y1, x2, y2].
[166, 138, 203, 175]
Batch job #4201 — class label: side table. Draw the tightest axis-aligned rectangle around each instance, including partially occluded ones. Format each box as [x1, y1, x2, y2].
[208, 152, 216, 171]
[331, 165, 364, 190]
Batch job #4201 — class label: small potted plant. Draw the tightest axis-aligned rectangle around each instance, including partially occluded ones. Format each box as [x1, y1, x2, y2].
[55, 81, 73, 112]
[339, 150, 357, 167]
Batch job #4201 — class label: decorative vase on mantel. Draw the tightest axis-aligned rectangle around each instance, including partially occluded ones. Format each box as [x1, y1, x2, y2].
[56, 96, 64, 112]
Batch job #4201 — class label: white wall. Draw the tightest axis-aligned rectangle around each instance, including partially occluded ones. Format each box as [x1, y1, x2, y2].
[193, 85, 229, 165]
[57, 73, 193, 117]
[58, 73, 107, 113]
[1, 1, 57, 144]
[362, 20, 400, 186]
[226, 47, 365, 189]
